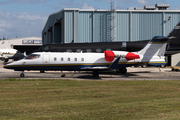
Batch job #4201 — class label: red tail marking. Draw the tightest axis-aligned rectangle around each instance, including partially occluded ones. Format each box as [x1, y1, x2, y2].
[126, 52, 140, 60]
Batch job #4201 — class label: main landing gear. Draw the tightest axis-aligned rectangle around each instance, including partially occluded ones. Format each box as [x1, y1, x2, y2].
[116, 68, 127, 74]
[92, 70, 99, 78]
[20, 72, 25, 77]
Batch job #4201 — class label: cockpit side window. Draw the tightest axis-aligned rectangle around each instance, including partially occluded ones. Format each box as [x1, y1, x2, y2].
[25, 54, 40, 59]
[44, 46, 49, 51]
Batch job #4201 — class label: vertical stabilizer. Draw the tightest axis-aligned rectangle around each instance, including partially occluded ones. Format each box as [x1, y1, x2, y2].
[167, 21, 180, 45]
[138, 36, 168, 57]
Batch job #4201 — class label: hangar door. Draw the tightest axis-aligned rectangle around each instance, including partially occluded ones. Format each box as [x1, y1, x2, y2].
[14, 45, 41, 55]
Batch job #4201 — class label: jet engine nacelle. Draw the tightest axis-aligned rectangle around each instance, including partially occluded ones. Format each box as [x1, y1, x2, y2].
[104, 51, 140, 62]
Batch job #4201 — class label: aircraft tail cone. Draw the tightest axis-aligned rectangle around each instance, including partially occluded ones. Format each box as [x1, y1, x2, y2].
[126, 52, 140, 60]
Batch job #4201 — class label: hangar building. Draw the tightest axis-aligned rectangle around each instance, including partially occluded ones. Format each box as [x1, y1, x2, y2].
[42, 4, 180, 44]
[42, 4, 180, 66]
[0, 36, 42, 55]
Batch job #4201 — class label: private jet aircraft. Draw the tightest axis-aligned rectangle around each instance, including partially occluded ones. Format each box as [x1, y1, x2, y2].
[4, 36, 169, 77]
[0, 49, 24, 62]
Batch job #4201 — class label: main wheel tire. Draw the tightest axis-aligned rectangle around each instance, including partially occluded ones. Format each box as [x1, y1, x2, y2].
[61, 74, 65, 77]
[120, 68, 127, 74]
[116, 68, 127, 74]
[40, 70, 45, 73]
[20, 73, 25, 77]
[160, 64, 166, 68]
[141, 65, 147, 68]
[93, 70, 99, 78]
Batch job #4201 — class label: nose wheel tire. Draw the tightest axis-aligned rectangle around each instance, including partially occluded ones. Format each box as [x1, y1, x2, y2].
[20, 73, 25, 77]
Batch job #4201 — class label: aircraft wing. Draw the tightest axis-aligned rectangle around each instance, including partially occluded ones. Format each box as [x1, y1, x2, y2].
[81, 57, 121, 70]
[109, 57, 120, 69]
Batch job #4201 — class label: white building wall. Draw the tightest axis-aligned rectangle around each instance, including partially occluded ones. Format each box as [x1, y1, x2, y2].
[0, 36, 42, 49]
[172, 53, 180, 66]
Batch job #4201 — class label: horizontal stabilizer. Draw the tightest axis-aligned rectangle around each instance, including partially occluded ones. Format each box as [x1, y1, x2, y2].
[138, 36, 168, 56]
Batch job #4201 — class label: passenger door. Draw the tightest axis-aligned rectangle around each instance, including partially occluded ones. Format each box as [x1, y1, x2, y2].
[43, 54, 50, 64]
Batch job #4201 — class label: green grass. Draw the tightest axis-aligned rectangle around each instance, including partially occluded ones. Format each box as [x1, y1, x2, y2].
[0, 79, 180, 120]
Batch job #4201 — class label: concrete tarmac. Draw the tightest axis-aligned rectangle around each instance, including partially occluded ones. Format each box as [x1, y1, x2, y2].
[0, 61, 180, 80]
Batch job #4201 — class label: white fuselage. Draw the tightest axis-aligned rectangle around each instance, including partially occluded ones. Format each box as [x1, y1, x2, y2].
[0, 49, 17, 60]
[4, 51, 166, 71]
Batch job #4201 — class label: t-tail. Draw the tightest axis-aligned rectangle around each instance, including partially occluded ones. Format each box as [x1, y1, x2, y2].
[137, 36, 168, 66]
[138, 36, 168, 56]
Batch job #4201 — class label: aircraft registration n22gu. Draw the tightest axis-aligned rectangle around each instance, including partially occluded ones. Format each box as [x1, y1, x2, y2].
[4, 36, 169, 77]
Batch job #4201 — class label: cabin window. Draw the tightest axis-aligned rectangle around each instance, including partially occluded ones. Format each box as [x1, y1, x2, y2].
[67, 49, 72, 52]
[81, 58, 84, 62]
[86, 49, 92, 52]
[76, 49, 82, 53]
[96, 48, 102, 53]
[74, 58, 77, 61]
[68, 58, 70, 61]
[106, 48, 111, 51]
[25, 54, 40, 59]
[61, 57, 63, 61]
[54, 57, 57, 61]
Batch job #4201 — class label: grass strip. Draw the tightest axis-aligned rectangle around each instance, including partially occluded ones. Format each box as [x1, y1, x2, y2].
[0, 79, 180, 119]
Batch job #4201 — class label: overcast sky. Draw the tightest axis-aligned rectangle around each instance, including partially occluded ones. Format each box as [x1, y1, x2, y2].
[0, 0, 179, 39]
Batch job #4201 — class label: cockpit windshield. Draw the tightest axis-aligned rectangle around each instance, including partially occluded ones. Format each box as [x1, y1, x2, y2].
[25, 54, 40, 59]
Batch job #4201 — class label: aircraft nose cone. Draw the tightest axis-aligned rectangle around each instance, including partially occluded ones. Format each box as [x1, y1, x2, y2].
[3, 61, 17, 70]
[3, 64, 9, 69]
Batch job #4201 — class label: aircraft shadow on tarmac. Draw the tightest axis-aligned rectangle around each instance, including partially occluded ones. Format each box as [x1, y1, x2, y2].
[0, 70, 152, 79]
[75, 71, 151, 79]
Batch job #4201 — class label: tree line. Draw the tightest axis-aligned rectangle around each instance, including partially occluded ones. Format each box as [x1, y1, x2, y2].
[0, 37, 9, 40]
